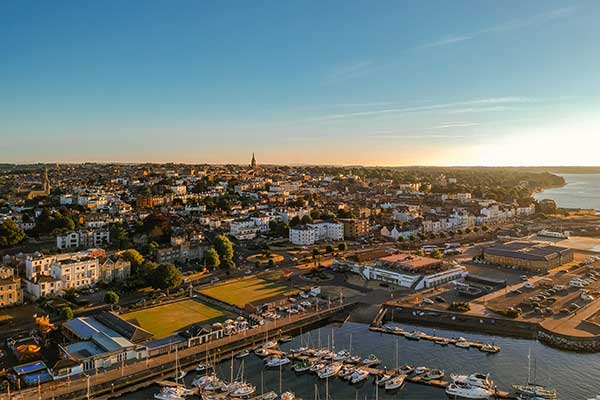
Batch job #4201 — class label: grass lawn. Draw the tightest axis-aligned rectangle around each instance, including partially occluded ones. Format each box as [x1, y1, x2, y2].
[122, 300, 225, 338]
[200, 277, 292, 307]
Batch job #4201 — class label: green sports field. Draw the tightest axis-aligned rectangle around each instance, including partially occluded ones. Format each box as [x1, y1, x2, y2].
[122, 299, 225, 338]
[200, 276, 292, 307]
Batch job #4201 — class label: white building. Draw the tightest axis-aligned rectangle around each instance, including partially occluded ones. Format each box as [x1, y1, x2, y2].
[289, 225, 319, 245]
[230, 219, 260, 240]
[307, 221, 344, 241]
[56, 230, 110, 250]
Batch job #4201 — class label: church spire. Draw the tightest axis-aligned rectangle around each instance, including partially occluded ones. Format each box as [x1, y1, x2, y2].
[251, 153, 257, 170]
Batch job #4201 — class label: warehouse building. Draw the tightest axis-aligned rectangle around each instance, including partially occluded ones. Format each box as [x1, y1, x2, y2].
[483, 241, 573, 271]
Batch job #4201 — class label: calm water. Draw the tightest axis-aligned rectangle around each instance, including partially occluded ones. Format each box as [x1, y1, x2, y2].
[535, 174, 600, 211]
[124, 322, 600, 400]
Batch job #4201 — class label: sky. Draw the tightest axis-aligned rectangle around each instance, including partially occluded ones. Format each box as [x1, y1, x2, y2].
[1, 0, 599, 166]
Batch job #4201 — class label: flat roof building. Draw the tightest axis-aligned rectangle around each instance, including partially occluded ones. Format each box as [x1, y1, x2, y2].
[483, 241, 573, 271]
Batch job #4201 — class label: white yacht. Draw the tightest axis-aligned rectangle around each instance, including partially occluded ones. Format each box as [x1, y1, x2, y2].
[204, 378, 226, 392]
[446, 382, 493, 399]
[361, 354, 381, 366]
[424, 368, 444, 381]
[265, 356, 290, 367]
[375, 373, 392, 386]
[414, 366, 429, 375]
[317, 362, 343, 379]
[451, 373, 496, 390]
[154, 386, 189, 400]
[512, 384, 558, 399]
[236, 349, 250, 358]
[480, 344, 500, 353]
[332, 350, 350, 361]
[230, 383, 257, 397]
[349, 369, 369, 384]
[192, 374, 215, 388]
[384, 373, 406, 390]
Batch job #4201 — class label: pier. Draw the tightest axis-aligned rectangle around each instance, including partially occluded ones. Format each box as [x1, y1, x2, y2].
[2, 302, 353, 400]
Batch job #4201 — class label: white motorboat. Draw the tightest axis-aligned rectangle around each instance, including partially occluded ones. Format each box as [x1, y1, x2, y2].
[346, 355, 362, 364]
[236, 349, 250, 358]
[414, 366, 429, 375]
[317, 362, 343, 379]
[230, 383, 257, 397]
[154, 387, 189, 400]
[292, 360, 313, 372]
[384, 373, 406, 390]
[310, 361, 327, 373]
[192, 374, 215, 388]
[455, 340, 471, 349]
[361, 354, 381, 366]
[451, 373, 496, 390]
[332, 350, 350, 361]
[405, 331, 421, 341]
[446, 382, 493, 399]
[338, 366, 355, 380]
[375, 373, 392, 386]
[263, 340, 279, 349]
[399, 365, 414, 374]
[424, 368, 444, 381]
[435, 339, 450, 346]
[204, 379, 226, 391]
[255, 348, 270, 357]
[349, 369, 369, 384]
[265, 356, 290, 367]
[480, 344, 500, 353]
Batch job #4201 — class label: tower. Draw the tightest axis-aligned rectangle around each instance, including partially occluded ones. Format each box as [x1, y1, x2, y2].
[251, 153, 257, 170]
[43, 166, 51, 194]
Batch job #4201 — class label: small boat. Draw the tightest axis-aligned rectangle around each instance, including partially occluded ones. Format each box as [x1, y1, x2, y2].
[154, 386, 189, 400]
[263, 340, 279, 349]
[279, 335, 293, 343]
[174, 370, 187, 382]
[196, 363, 212, 372]
[204, 379, 226, 391]
[512, 384, 558, 399]
[276, 392, 296, 400]
[435, 339, 449, 346]
[201, 393, 227, 400]
[446, 382, 493, 399]
[290, 346, 308, 354]
[192, 374, 215, 388]
[384, 325, 406, 334]
[255, 348, 270, 357]
[451, 373, 496, 390]
[236, 349, 250, 358]
[346, 355, 362, 364]
[254, 392, 278, 400]
[265, 356, 290, 367]
[405, 331, 421, 341]
[384, 373, 407, 390]
[230, 383, 257, 398]
[375, 373, 392, 386]
[339, 366, 355, 380]
[332, 350, 350, 361]
[455, 340, 471, 349]
[361, 354, 381, 366]
[292, 360, 313, 373]
[414, 366, 429, 376]
[349, 369, 370, 384]
[480, 344, 500, 353]
[424, 368, 444, 381]
[318, 362, 343, 379]
[399, 365, 414, 374]
[310, 361, 327, 373]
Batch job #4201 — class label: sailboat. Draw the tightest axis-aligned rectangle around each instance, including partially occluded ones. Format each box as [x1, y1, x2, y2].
[173, 347, 187, 382]
[512, 348, 557, 399]
[385, 340, 407, 391]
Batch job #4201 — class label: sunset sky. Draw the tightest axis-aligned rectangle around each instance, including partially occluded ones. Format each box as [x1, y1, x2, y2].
[1, 1, 599, 165]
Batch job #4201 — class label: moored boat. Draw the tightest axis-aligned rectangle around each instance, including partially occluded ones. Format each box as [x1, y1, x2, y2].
[236, 349, 250, 358]
[384, 373, 407, 390]
[451, 373, 495, 391]
[265, 356, 290, 367]
[414, 366, 429, 375]
[361, 354, 381, 366]
[317, 362, 343, 379]
[480, 344, 500, 353]
[230, 383, 256, 398]
[349, 369, 369, 384]
[424, 368, 444, 381]
[292, 360, 313, 373]
[446, 382, 493, 399]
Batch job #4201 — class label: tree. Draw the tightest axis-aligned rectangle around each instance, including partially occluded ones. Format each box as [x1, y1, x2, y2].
[104, 291, 120, 308]
[151, 264, 182, 290]
[289, 216, 301, 227]
[109, 224, 130, 249]
[338, 242, 348, 251]
[221, 257, 236, 272]
[0, 220, 26, 248]
[325, 245, 334, 254]
[61, 307, 74, 321]
[431, 249, 443, 259]
[123, 249, 144, 275]
[301, 215, 313, 224]
[214, 235, 234, 260]
[205, 248, 221, 269]
[312, 248, 320, 259]
[142, 213, 171, 243]
[267, 259, 275, 268]
[416, 249, 426, 257]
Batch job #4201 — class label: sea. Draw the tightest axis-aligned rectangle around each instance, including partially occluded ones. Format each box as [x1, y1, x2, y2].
[124, 322, 600, 400]
[534, 174, 600, 211]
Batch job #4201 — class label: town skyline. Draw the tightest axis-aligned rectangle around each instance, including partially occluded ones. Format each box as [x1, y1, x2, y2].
[2, 1, 600, 166]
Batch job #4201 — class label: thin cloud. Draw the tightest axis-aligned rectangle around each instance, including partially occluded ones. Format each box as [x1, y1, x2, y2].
[422, 6, 575, 49]
[326, 60, 374, 83]
[433, 122, 480, 129]
[421, 35, 472, 48]
[446, 106, 517, 114]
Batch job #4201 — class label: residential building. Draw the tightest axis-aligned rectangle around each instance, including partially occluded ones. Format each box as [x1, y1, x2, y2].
[289, 225, 319, 245]
[56, 229, 110, 250]
[0, 267, 23, 306]
[341, 218, 370, 240]
[100, 256, 131, 283]
[307, 220, 344, 241]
